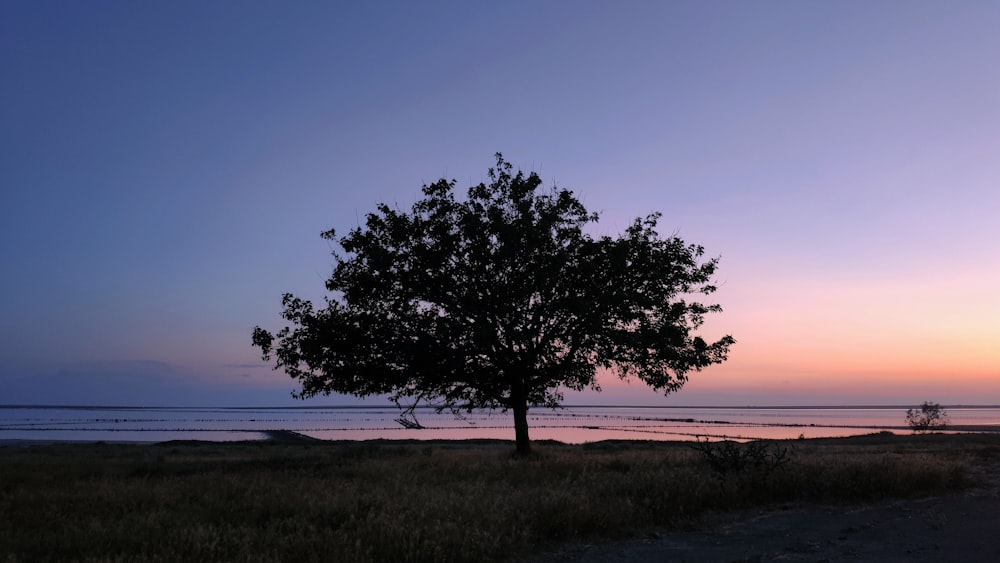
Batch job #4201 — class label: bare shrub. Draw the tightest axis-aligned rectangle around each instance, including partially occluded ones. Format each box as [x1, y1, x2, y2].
[906, 401, 950, 433]
[690, 437, 791, 476]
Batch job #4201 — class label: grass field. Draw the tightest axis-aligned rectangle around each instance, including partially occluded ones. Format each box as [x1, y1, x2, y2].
[2, 433, 997, 562]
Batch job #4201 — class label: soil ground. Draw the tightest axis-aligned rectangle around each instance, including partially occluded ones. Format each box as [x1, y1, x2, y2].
[528, 461, 1000, 562]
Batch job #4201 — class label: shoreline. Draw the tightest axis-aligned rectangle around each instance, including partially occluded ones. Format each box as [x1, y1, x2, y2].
[4, 403, 1000, 409]
[4, 405, 997, 445]
[3, 426, 1000, 448]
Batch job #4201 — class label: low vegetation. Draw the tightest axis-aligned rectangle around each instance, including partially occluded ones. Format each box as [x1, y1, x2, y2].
[906, 401, 950, 432]
[689, 437, 791, 476]
[1, 433, 996, 563]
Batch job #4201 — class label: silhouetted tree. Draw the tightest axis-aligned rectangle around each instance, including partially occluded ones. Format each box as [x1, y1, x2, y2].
[252, 154, 734, 454]
[905, 401, 950, 433]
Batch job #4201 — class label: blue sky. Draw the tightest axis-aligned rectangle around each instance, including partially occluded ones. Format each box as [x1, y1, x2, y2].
[2, 1, 998, 406]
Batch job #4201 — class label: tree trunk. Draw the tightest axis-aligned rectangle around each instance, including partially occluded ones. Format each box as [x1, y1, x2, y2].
[512, 399, 531, 455]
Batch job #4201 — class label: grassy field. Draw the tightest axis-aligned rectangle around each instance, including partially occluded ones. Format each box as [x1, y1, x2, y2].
[1, 433, 997, 562]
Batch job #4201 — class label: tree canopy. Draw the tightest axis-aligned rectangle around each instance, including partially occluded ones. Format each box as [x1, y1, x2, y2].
[253, 154, 734, 453]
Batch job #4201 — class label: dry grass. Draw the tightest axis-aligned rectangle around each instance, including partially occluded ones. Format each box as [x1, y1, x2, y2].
[1, 433, 995, 563]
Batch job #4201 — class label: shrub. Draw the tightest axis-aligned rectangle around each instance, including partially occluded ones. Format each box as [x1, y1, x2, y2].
[906, 401, 950, 433]
[689, 437, 791, 476]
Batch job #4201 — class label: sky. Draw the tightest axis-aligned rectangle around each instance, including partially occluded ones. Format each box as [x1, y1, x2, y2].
[2, 1, 998, 407]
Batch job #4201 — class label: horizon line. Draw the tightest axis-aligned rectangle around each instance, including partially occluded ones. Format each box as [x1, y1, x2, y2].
[2, 403, 998, 410]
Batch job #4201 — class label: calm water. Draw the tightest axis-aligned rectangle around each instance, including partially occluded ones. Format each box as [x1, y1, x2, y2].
[2, 405, 998, 443]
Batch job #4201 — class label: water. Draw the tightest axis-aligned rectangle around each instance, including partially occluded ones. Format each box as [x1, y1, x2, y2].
[2, 405, 998, 443]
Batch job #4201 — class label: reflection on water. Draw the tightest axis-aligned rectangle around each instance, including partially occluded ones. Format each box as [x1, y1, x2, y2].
[1, 405, 998, 443]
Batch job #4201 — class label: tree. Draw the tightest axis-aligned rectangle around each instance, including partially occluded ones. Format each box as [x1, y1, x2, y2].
[252, 154, 734, 454]
[905, 401, 950, 433]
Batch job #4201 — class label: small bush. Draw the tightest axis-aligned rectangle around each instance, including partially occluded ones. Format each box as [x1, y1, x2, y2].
[906, 401, 950, 433]
[689, 438, 791, 476]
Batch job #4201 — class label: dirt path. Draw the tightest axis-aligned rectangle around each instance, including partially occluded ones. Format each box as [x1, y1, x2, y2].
[529, 464, 1000, 562]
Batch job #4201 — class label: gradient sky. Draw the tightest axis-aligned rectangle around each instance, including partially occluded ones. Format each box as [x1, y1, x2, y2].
[2, 1, 998, 407]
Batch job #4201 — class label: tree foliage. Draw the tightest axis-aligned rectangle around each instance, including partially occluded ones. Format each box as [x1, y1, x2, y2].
[252, 154, 734, 453]
[905, 401, 950, 433]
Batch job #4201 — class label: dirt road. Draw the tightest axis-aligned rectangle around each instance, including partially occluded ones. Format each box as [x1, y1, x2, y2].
[530, 464, 1000, 562]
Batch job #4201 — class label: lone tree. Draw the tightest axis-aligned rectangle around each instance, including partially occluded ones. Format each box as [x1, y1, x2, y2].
[905, 401, 950, 433]
[252, 154, 734, 454]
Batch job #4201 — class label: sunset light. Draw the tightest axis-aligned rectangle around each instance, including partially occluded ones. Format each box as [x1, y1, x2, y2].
[2, 2, 997, 408]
